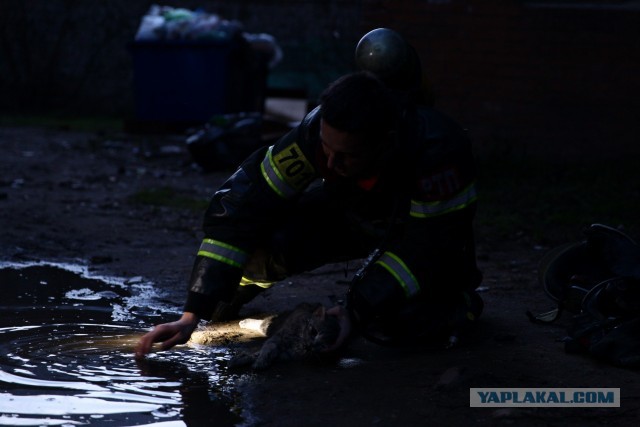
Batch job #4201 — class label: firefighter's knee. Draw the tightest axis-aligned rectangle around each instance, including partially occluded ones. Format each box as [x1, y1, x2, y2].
[242, 248, 288, 283]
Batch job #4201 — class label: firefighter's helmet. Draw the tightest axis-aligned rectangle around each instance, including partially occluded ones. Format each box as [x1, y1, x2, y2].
[355, 28, 422, 90]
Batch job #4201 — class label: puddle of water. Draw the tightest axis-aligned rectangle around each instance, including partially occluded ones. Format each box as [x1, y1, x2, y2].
[0, 262, 244, 426]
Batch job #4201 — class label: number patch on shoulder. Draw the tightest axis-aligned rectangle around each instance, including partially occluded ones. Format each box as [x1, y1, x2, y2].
[272, 142, 315, 191]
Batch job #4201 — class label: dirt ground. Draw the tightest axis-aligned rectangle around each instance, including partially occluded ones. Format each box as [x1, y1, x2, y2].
[1, 124, 639, 426]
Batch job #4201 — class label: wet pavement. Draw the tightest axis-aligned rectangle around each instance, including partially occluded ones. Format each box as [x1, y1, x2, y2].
[3, 125, 640, 426]
[0, 262, 243, 426]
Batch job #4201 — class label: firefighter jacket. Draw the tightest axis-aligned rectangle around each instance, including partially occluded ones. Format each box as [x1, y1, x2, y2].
[184, 105, 481, 322]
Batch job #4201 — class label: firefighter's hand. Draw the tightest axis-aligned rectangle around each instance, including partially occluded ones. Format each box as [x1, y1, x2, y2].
[134, 312, 200, 359]
[322, 305, 353, 353]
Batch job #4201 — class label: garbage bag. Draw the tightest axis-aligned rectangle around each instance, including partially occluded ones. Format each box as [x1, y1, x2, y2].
[186, 113, 265, 172]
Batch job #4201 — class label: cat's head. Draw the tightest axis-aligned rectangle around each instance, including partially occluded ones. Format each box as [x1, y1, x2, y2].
[305, 305, 341, 353]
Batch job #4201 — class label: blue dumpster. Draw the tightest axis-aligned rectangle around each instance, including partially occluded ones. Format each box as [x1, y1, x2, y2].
[130, 38, 266, 124]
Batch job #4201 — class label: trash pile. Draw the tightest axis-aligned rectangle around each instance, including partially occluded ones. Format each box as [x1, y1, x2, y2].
[135, 5, 282, 68]
[186, 113, 264, 172]
[135, 5, 241, 42]
[133, 5, 290, 170]
[185, 112, 294, 172]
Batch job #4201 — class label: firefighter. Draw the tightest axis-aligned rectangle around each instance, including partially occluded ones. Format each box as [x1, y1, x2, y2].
[135, 31, 482, 358]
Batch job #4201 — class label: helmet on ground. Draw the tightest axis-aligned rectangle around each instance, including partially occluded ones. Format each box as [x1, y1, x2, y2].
[538, 224, 639, 314]
[355, 28, 422, 90]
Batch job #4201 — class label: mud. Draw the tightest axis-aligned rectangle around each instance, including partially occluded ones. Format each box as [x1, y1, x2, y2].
[1, 125, 639, 426]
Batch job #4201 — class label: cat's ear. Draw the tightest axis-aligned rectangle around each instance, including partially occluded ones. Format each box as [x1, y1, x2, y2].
[313, 305, 326, 320]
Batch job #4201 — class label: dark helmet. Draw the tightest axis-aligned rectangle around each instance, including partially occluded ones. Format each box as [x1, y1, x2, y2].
[355, 28, 422, 90]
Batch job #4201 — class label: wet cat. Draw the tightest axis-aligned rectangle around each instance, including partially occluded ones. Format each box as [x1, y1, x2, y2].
[229, 302, 341, 370]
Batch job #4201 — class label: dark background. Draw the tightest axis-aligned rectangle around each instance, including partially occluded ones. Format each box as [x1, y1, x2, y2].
[2, 0, 639, 157]
[1, 0, 640, 239]
[2, 3, 640, 424]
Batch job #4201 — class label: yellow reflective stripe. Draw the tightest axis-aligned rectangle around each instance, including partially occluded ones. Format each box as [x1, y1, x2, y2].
[410, 182, 478, 218]
[197, 238, 248, 268]
[260, 146, 296, 199]
[240, 276, 276, 289]
[375, 251, 420, 297]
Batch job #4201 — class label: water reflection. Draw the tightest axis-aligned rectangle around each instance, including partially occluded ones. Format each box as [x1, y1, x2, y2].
[0, 262, 242, 426]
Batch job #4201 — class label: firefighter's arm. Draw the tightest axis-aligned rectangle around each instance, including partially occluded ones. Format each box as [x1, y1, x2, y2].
[348, 185, 479, 327]
[184, 112, 321, 319]
[348, 107, 481, 330]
